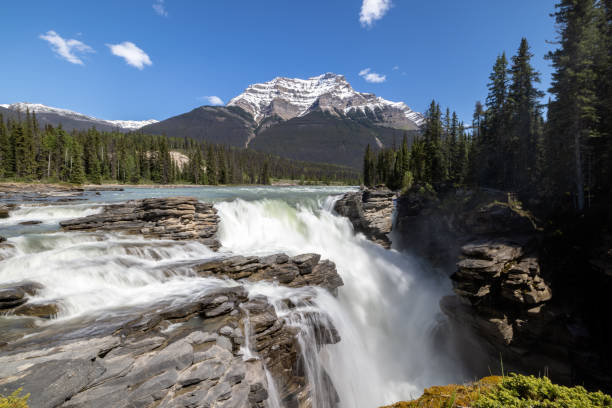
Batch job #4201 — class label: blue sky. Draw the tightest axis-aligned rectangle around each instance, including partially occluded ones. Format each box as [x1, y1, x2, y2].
[2, 0, 558, 123]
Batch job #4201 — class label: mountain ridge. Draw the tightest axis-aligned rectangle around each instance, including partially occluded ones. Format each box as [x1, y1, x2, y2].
[0, 102, 158, 132]
[227, 72, 424, 129]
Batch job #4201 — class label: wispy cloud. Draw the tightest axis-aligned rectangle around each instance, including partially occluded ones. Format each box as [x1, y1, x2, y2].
[107, 42, 152, 70]
[39, 30, 94, 65]
[392, 65, 399, 70]
[152, 0, 167, 17]
[359, 68, 386, 83]
[360, 0, 392, 28]
[198, 96, 224, 106]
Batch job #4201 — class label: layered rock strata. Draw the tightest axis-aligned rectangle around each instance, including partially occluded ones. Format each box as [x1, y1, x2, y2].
[334, 187, 395, 248]
[0, 253, 343, 408]
[60, 197, 220, 250]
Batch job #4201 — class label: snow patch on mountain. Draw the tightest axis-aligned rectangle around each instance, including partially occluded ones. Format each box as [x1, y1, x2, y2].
[227, 73, 424, 128]
[1, 102, 158, 130]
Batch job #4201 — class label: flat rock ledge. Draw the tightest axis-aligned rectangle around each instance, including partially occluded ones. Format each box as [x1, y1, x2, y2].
[334, 187, 395, 248]
[60, 197, 220, 250]
[0, 253, 343, 408]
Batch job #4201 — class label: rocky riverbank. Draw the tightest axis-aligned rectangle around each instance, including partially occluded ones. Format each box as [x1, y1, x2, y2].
[0, 196, 347, 408]
[0, 252, 344, 408]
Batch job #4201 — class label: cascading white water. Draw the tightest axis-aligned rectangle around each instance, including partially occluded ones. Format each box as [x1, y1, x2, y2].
[216, 198, 466, 407]
[0, 189, 465, 407]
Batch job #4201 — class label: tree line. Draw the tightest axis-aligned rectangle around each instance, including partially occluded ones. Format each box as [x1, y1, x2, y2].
[364, 0, 611, 214]
[0, 113, 359, 185]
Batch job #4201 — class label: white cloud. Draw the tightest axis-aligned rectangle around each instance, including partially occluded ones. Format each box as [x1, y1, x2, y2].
[39, 30, 94, 65]
[359, 68, 386, 83]
[360, 0, 392, 27]
[107, 42, 152, 70]
[153, 0, 167, 17]
[198, 96, 224, 106]
[392, 65, 399, 70]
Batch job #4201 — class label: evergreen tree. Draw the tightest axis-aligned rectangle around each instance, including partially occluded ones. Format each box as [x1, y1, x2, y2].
[363, 144, 374, 186]
[484, 53, 510, 187]
[507, 38, 544, 190]
[546, 0, 602, 210]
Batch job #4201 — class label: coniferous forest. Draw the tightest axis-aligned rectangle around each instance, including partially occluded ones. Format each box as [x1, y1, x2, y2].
[364, 0, 611, 215]
[0, 112, 359, 186]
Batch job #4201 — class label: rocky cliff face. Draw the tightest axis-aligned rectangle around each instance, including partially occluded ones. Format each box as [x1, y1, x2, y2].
[333, 188, 396, 248]
[394, 187, 612, 391]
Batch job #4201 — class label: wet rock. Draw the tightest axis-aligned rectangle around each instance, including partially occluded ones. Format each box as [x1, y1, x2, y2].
[19, 220, 43, 225]
[0, 279, 340, 408]
[192, 253, 343, 293]
[292, 253, 321, 275]
[0, 235, 5, 242]
[0, 281, 45, 311]
[334, 187, 395, 248]
[12, 302, 59, 319]
[0, 206, 9, 218]
[60, 196, 221, 250]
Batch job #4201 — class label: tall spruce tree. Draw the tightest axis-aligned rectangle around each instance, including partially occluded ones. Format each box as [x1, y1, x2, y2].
[546, 0, 601, 211]
[484, 53, 510, 187]
[507, 38, 544, 190]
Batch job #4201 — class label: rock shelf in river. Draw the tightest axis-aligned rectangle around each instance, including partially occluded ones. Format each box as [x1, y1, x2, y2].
[60, 196, 221, 250]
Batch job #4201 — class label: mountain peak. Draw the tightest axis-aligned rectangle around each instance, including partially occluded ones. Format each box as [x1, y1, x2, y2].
[0, 102, 158, 131]
[227, 73, 423, 128]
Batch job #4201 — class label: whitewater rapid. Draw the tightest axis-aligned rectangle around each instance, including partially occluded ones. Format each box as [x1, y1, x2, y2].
[0, 191, 465, 407]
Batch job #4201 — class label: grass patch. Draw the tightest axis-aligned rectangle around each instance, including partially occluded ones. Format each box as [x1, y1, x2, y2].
[382, 374, 612, 408]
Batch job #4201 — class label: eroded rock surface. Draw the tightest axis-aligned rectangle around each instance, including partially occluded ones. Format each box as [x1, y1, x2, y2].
[61, 197, 220, 250]
[334, 187, 395, 248]
[0, 253, 343, 408]
[193, 253, 343, 294]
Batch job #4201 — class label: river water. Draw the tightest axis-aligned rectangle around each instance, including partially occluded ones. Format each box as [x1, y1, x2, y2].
[0, 186, 467, 407]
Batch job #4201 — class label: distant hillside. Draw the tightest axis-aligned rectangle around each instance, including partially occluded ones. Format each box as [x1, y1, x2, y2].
[251, 110, 418, 169]
[0, 103, 157, 132]
[141, 106, 255, 147]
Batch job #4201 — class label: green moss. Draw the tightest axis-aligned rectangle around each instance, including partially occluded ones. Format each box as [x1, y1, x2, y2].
[474, 374, 612, 408]
[383, 375, 612, 408]
[0, 388, 29, 408]
[382, 376, 502, 408]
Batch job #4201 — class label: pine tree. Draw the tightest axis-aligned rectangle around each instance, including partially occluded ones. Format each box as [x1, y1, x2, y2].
[0, 115, 8, 178]
[206, 145, 217, 185]
[484, 53, 510, 187]
[546, 0, 601, 211]
[70, 143, 86, 184]
[507, 38, 544, 190]
[363, 144, 374, 186]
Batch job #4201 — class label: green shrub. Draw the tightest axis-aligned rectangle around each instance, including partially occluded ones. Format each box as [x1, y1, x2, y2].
[0, 388, 29, 408]
[474, 374, 612, 408]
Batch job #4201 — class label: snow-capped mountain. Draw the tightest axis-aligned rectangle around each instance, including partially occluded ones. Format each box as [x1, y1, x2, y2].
[0, 103, 158, 132]
[227, 73, 424, 129]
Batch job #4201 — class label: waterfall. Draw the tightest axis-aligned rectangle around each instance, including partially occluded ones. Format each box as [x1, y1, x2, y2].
[0, 191, 466, 407]
[216, 198, 465, 407]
